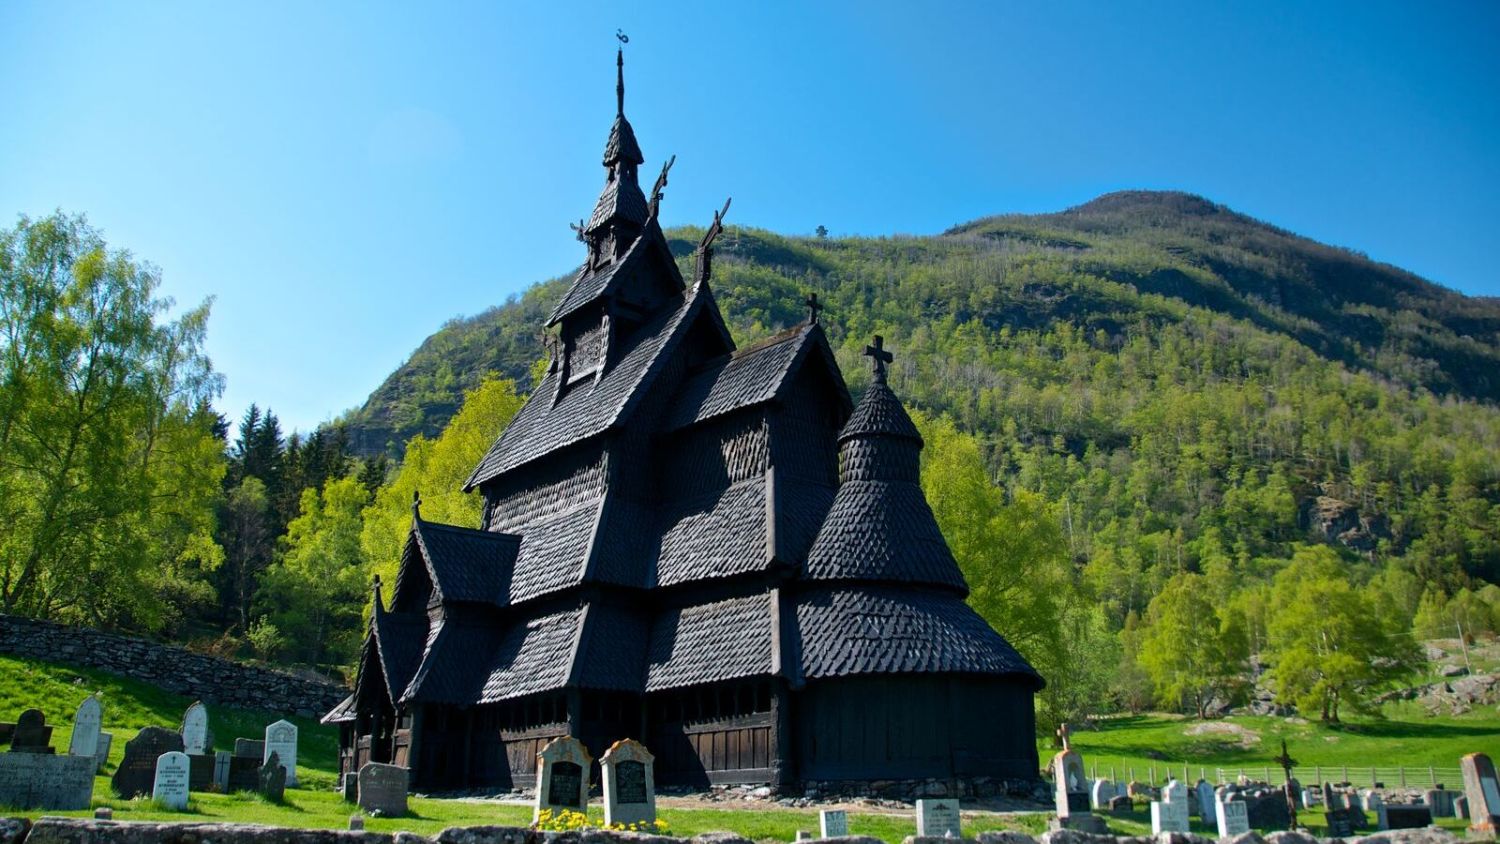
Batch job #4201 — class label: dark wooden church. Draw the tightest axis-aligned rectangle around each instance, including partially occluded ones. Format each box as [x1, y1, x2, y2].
[326, 51, 1043, 794]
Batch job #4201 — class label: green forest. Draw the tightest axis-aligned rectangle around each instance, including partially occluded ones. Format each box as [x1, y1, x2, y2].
[5, 191, 1500, 734]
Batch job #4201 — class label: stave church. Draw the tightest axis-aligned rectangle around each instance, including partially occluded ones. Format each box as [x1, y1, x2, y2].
[325, 49, 1043, 795]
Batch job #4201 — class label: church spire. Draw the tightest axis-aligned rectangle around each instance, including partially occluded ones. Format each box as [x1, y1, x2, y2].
[616, 47, 625, 116]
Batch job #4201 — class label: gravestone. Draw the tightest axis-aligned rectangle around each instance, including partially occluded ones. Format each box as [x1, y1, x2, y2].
[1385, 804, 1433, 829]
[916, 798, 961, 838]
[0, 752, 95, 809]
[1461, 753, 1500, 840]
[1197, 779, 1217, 824]
[263, 720, 298, 787]
[1322, 782, 1338, 810]
[534, 735, 591, 820]
[1051, 727, 1101, 831]
[69, 696, 102, 759]
[1302, 788, 1318, 810]
[600, 737, 655, 827]
[227, 755, 261, 792]
[94, 733, 113, 773]
[9, 709, 53, 753]
[112, 726, 184, 798]
[213, 750, 231, 792]
[153, 750, 190, 810]
[1091, 779, 1116, 810]
[188, 753, 216, 791]
[341, 771, 358, 802]
[181, 702, 210, 755]
[258, 751, 287, 802]
[1362, 790, 1387, 830]
[1107, 794, 1132, 816]
[820, 809, 849, 838]
[1423, 788, 1454, 818]
[1216, 795, 1250, 837]
[1325, 809, 1355, 838]
[349, 814, 365, 831]
[1454, 794, 1469, 820]
[234, 738, 264, 758]
[1151, 798, 1190, 834]
[357, 761, 409, 817]
[1162, 779, 1187, 804]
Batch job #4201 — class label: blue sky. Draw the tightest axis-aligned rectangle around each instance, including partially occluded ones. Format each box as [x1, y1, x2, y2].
[2, 2, 1497, 435]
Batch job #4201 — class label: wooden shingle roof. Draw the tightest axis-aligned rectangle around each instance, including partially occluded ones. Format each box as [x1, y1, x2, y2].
[645, 593, 774, 692]
[410, 518, 519, 604]
[803, 480, 968, 593]
[664, 323, 849, 431]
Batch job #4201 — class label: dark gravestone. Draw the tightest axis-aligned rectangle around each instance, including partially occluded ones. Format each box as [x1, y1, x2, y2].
[341, 771, 358, 802]
[9, 709, 54, 753]
[234, 738, 264, 758]
[1109, 794, 1133, 815]
[258, 751, 286, 802]
[1385, 805, 1433, 829]
[227, 755, 261, 792]
[188, 753, 215, 791]
[1325, 809, 1354, 838]
[549, 760, 584, 808]
[111, 727, 184, 798]
[616, 759, 647, 804]
[357, 762, 408, 817]
[1068, 792, 1091, 813]
[1247, 792, 1292, 829]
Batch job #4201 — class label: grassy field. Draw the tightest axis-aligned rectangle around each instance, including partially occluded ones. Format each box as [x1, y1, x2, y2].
[2, 651, 1495, 842]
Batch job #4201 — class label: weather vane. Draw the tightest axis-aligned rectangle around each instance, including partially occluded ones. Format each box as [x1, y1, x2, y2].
[616, 29, 629, 44]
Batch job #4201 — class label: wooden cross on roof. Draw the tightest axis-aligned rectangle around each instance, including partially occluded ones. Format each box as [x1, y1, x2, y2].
[805, 292, 823, 325]
[864, 334, 893, 383]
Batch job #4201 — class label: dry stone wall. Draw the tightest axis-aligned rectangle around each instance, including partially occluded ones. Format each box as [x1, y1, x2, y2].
[0, 614, 346, 719]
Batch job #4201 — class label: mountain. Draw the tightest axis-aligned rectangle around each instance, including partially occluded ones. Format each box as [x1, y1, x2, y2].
[345, 190, 1500, 589]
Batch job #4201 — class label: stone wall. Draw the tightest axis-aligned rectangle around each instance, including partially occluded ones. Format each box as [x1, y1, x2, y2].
[0, 819, 1473, 844]
[0, 614, 346, 719]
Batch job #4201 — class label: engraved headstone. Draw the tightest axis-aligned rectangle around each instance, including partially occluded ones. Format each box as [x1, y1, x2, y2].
[94, 732, 113, 773]
[601, 737, 655, 826]
[69, 696, 102, 759]
[0, 752, 95, 809]
[534, 735, 591, 821]
[820, 809, 849, 838]
[1091, 779, 1116, 810]
[1461, 752, 1500, 840]
[1052, 748, 1091, 819]
[1197, 779, 1217, 824]
[1385, 804, 1432, 829]
[263, 720, 297, 787]
[1362, 790, 1387, 830]
[152, 750, 190, 810]
[227, 755, 261, 792]
[234, 738, 264, 758]
[1216, 795, 1250, 837]
[181, 702, 210, 755]
[1325, 808, 1354, 838]
[1454, 794, 1469, 820]
[111, 726, 184, 798]
[916, 798, 961, 838]
[357, 761, 409, 817]
[1151, 798, 1190, 834]
[9, 709, 52, 753]
[1424, 788, 1454, 818]
[1108, 794, 1132, 815]
[213, 750, 231, 792]
[258, 751, 287, 802]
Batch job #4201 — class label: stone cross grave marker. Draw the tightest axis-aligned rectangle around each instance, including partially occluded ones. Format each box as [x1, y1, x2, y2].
[112, 726, 184, 798]
[213, 751, 231, 792]
[1051, 746, 1090, 820]
[10, 709, 52, 753]
[153, 750, 190, 810]
[916, 798, 961, 838]
[601, 738, 655, 827]
[258, 751, 287, 802]
[263, 720, 298, 787]
[820, 809, 849, 838]
[1461, 752, 1500, 840]
[69, 696, 102, 759]
[1216, 794, 1250, 837]
[535, 735, 591, 821]
[1362, 790, 1387, 830]
[358, 762, 409, 817]
[181, 702, 209, 755]
[1197, 779, 1217, 824]
[1091, 779, 1115, 810]
[94, 732, 113, 773]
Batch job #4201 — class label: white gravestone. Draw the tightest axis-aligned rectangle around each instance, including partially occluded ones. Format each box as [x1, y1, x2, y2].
[1163, 779, 1188, 804]
[213, 750, 232, 792]
[94, 732, 113, 773]
[1091, 779, 1116, 810]
[181, 702, 210, 756]
[535, 735, 592, 821]
[820, 809, 849, 838]
[263, 720, 298, 787]
[1197, 779, 1217, 824]
[1363, 789, 1388, 830]
[916, 798, 961, 838]
[69, 696, 102, 759]
[153, 750, 191, 810]
[600, 738, 656, 827]
[1152, 799, 1190, 834]
[1216, 795, 1250, 837]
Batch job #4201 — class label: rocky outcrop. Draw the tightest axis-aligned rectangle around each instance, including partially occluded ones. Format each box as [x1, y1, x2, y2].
[1302, 496, 1389, 554]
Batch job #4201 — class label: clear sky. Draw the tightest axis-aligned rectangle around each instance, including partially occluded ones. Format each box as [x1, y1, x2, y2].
[2, 2, 1497, 435]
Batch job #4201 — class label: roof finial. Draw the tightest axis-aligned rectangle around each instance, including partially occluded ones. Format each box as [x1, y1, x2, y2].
[694, 197, 732, 285]
[615, 30, 629, 116]
[372, 574, 384, 610]
[805, 292, 824, 325]
[864, 335, 893, 384]
[649, 154, 675, 217]
[411, 489, 421, 519]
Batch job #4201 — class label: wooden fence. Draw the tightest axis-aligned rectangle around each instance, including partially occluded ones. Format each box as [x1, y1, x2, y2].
[1089, 762, 1465, 788]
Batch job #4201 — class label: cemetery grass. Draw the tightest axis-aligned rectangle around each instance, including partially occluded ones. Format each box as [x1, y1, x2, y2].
[0, 655, 338, 789]
[1098, 808, 1470, 838]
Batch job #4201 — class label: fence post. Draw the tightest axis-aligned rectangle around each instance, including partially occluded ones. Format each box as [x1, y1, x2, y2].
[1429, 766, 1435, 787]
[1151, 765, 1157, 784]
[1111, 766, 1116, 781]
[1315, 765, 1321, 784]
[1342, 765, 1348, 784]
[1400, 767, 1406, 787]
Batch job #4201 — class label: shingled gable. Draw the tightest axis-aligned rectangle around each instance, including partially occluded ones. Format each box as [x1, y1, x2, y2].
[353, 580, 428, 710]
[548, 214, 683, 327]
[404, 515, 519, 605]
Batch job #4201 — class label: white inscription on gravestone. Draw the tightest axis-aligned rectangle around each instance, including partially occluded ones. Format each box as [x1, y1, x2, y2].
[181, 702, 209, 755]
[916, 798, 961, 838]
[69, 696, 102, 758]
[153, 751, 190, 810]
[820, 809, 849, 838]
[263, 720, 298, 787]
[1152, 799, 1190, 834]
[1216, 797, 1250, 837]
